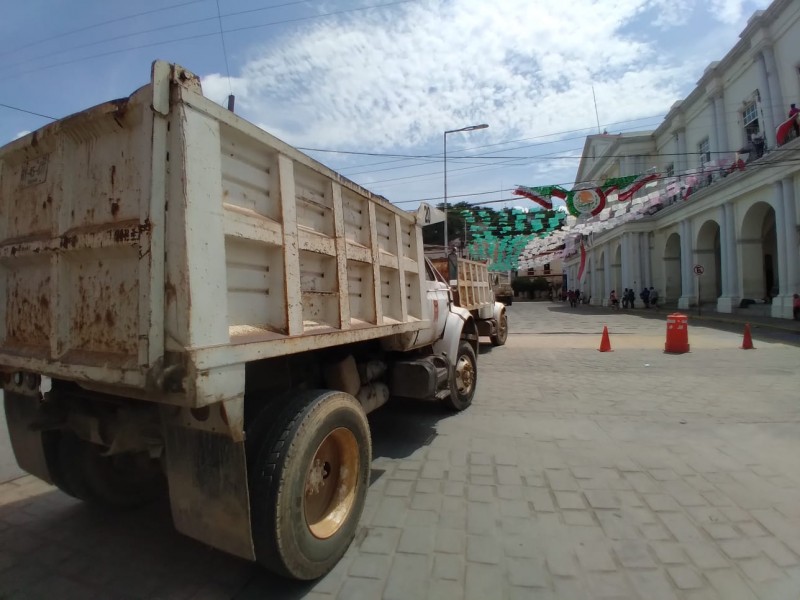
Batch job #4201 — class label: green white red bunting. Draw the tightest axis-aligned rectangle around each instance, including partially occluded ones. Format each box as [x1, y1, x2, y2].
[512, 185, 567, 210]
[515, 172, 662, 217]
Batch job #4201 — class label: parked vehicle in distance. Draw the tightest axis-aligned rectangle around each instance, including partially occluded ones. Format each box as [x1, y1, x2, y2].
[428, 256, 508, 346]
[493, 271, 514, 306]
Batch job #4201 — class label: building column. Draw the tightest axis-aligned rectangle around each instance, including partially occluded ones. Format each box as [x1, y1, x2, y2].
[632, 233, 643, 293]
[642, 233, 652, 287]
[763, 44, 784, 149]
[709, 98, 720, 159]
[726, 203, 740, 299]
[603, 244, 612, 306]
[714, 95, 729, 158]
[769, 177, 798, 318]
[620, 233, 631, 293]
[678, 219, 695, 309]
[783, 177, 799, 296]
[718, 205, 729, 295]
[771, 181, 788, 318]
[717, 203, 739, 313]
[757, 52, 777, 149]
[675, 129, 687, 174]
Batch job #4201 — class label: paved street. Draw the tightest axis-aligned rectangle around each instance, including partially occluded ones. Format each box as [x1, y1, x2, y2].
[2, 302, 800, 599]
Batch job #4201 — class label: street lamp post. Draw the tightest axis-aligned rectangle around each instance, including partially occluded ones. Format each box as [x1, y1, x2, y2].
[444, 123, 488, 252]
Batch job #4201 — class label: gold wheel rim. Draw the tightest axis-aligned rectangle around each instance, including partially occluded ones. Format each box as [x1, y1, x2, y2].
[303, 427, 360, 539]
[455, 354, 475, 395]
[498, 314, 507, 340]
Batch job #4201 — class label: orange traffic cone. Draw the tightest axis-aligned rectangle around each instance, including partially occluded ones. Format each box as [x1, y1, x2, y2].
[741, 323, 755, 350]
[598, 326, 612, 352]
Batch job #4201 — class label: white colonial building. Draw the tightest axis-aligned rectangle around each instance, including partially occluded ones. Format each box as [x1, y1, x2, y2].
[559, 0, 800, 319]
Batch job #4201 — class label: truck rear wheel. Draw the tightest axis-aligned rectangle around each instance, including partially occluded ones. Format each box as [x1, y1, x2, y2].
[57, 432, 164, 509]
[248, 390, 371, 580]
[443, 341, 477, 412]
[490, 311, 508, 346]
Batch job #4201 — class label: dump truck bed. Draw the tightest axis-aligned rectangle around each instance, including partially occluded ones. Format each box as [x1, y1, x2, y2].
[0, 62, 428, 406]
[429, 256, 493, 311]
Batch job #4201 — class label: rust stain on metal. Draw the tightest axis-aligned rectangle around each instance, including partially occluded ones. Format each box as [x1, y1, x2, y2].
[165, 280, 177, 304]
[59, 234, 78, 249]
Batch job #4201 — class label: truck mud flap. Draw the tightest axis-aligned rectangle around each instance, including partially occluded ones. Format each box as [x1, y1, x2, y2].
[4, 392, 53, 484]
[163, 423, 255, 561]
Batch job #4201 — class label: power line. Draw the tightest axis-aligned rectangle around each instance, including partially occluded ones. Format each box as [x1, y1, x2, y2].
[215, 0, 233, 97]
[0, 0, 209, 58]
[0, 102, 56, 121]
[393, 156, 800, 208]
[337, 120, 667, 177]
[0, 0, 417, 81]
[0, 0, 321, 74]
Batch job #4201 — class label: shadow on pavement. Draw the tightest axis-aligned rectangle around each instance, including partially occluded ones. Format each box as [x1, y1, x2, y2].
[369, 397, 452, 460]
[0, 395, 457, 598]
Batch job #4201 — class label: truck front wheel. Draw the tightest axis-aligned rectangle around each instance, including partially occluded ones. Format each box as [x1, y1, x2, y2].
[444, 341, 478, 411]
[248, 390, 371, 580]
[490, 311, 508, 346]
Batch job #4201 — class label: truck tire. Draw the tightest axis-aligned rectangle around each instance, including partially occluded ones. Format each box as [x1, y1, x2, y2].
[490, 311, 508, 347]
[248, 390, 371, 580]
[57, 432, 164, 509]
[444, 341, 477, 412]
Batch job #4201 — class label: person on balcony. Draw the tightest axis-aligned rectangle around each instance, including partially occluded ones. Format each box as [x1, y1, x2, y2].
[790, 104, 800, 137]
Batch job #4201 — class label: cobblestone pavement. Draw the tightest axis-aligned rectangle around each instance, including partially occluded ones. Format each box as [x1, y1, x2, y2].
[2, 302, 800, 599]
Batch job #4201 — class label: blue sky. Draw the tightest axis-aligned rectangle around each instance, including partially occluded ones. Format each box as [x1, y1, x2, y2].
[0, 0, 772, 210]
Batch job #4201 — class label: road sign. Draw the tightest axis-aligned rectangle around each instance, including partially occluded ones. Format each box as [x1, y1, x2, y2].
[693, 264, 704, 275]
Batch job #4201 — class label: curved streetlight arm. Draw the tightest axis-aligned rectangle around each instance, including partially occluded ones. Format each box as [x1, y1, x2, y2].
[445, 123, 489, 134]
[443, 123, 489, 251]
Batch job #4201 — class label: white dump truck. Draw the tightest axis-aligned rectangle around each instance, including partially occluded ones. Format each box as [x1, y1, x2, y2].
[0, 62, 481, 580]
[428, 256, 508, 346]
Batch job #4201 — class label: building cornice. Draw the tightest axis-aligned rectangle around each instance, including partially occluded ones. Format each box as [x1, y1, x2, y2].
[652, 0, 794, 140]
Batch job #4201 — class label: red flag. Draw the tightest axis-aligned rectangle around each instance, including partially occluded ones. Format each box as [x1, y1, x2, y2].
[577, 240, 587, 282]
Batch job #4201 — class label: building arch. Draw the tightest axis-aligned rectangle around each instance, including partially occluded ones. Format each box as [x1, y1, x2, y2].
[695, 219, 722, 302]
[740, 201, 777, 301]
[612, 243, 622, 299]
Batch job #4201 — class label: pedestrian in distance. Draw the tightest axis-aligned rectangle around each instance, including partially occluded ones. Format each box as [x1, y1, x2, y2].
[575, 289, 581, 306]
[622, 288, 629, 309]
[649, 286, 659, 310]
[793, 292, 800, 320]
[627, 288, 636, 309]
[610, 290, 619, 310]
[640, 286, 650, 308]
[567, 289, 576, 308]
[791, 104, 800, 137]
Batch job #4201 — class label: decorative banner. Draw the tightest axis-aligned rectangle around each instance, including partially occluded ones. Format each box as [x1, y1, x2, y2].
[512, 185, 568, 209]
[566, 187, 606, 217]
[615, 173, 660, 202]
[462, 206, 566, 271]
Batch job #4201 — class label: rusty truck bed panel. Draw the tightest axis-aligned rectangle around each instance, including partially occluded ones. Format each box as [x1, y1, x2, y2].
[0, 62, 430, 404]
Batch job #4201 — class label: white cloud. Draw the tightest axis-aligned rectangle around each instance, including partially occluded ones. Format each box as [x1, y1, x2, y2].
[199, 1, 675, 149]
[708, 0, 756, 24]
[14, 130, 30, 140]
[197, 0, 767, 160]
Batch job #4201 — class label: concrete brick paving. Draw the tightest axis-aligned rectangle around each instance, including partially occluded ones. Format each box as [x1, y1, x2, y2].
[1, 302, 800, 599]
